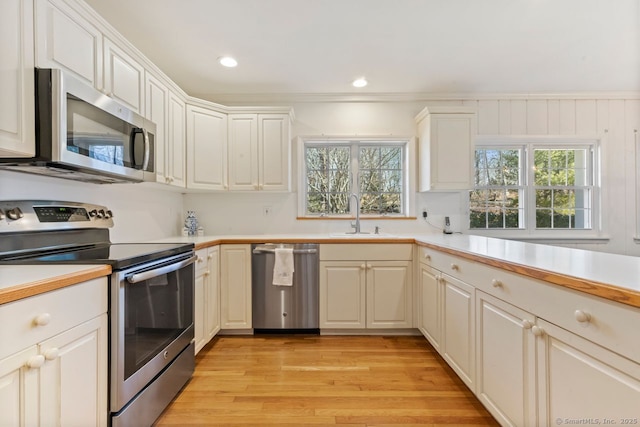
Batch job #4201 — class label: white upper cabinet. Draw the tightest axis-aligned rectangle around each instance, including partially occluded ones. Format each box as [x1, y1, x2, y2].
[228, 114, 259, 190]
[0, 0, 35, 157]
[228, 112, 292, 191]
[415, 106, 477, 191]
[145, 74, 186, 188]
[186, 104, 228, 190]
[103, 38, 144, 113]
[34, 0, 103, 89]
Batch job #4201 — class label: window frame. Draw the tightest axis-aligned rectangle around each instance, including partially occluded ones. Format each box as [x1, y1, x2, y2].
[468, 136, 603, 240]
[297, 136, 415, 219]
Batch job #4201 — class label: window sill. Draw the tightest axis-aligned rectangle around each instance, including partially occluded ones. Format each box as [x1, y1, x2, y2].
[468, 230, 610, 245]
[297, 216, 417, 221]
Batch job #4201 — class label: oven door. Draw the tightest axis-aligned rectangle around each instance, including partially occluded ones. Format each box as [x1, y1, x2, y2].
[110, 252, 196, 413]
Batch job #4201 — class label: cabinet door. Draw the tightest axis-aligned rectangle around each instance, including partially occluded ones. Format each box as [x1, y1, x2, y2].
[228, 114, 258, 190]
[419, 263, 442, 351]
[194, 271, 206, 354]
[220, 245, 252, 329]
[167, 92, 187, 187]
[35, 0, 103, 89]
[442, 274, 475, 391]
[145, 73, 169, 183]
[319, 261, 366, 329]
[258, 114, 290, 191]
[206, 247, 221, 340]
[418, 112, 476, 191]
[0, 0, 35, 157]
[103, 38, 144, 113]
[536, 319, 640, 426]
[187, 105, 228, 190]
[0, 347, 40, 427]
[476, 291, 536, 427]
[39, 314, 108, 427]
[366, 261, 413, 328]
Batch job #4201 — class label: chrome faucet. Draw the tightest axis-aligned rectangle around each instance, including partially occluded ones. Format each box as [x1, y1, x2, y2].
[349, 193, 361, 234]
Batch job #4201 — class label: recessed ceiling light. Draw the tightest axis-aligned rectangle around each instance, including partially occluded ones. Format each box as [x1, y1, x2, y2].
[218, 56, 238, 68]
[352, 78, 368, 88]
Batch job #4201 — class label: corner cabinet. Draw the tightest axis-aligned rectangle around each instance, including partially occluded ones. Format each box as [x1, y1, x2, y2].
[145, 74, 186, 188]
[186, 103, 228, 191]
[220, 244, 252, 330]
[319, 244, 413, 330]
[228, 113, 292, 191]
[0, 278, 108, 427]
[0, 0, 35, 157]
[415, 106, 476, 191]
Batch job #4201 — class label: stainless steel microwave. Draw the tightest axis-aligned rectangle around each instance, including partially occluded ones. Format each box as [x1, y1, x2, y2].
[0, 68, 155, 184]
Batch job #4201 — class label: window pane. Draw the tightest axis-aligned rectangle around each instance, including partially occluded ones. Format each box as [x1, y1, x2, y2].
[358, 145, 403, 215]
[536, 209, 552, 228]
[328, 193, 349, 214]
[469, 209, 487, 228]
[328, 147, 350, 169]
[504, 209, 521, 228]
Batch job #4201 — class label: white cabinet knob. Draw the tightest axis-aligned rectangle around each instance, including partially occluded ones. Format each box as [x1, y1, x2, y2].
[521, 320, 533, 330]
[204, 271, 210, 276]
[532, 325, 545, 337]
[207, 254, 213, 260]
[450, 263, 459, 271]
[26, 355, 45, 369]
[43, 348, 59, 361]
[34, 313, 51, 327]
[360, 264, 366, 270]
[424, 254, 431, 260]
[197, 256, 204, 263]
[574, 310, 592, 323]
[492, 279, 503, 288]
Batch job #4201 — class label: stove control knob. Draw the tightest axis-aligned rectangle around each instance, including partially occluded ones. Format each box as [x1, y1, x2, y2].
[0, 209, 5, 220]
[105, 210, 113, 219]
[89, 209, 98, 218]
[97, 209, 106, 219]
[6, 207, 23, 220]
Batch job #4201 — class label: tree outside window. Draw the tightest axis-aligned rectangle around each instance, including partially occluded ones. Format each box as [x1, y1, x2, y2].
[304, 141, 406, 216]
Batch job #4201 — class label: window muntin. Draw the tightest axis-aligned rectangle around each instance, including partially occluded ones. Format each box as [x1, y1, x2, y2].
[470, 142, 596, 232]
[303, 140, 407, 217]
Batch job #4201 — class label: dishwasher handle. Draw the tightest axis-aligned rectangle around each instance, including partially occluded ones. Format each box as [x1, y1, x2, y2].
[252, 247, 317, 255]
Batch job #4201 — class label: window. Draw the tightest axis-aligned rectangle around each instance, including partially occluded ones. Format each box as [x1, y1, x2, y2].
[301, 139, 410, 217]
[470, 139, 598, 234]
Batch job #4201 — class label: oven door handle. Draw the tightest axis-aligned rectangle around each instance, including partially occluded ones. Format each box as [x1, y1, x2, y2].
[126, 254, 198, 284]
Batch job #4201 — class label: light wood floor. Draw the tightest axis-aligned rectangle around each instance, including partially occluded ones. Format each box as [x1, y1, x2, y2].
[155, 335, 499, 426]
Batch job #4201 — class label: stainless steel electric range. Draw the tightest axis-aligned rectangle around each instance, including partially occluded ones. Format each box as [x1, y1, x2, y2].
[0, 200, 196, 427]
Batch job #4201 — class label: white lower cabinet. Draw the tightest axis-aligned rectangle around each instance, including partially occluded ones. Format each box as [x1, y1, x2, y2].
[319, 244, 413, 330]
[417, 245, 640, 427]
[536, 319, 640, 426]
[441, 274, 475, 391]
[194, 247, 221, 353]
[0, 278, 108, 427]
[418, 262, 442, 352]
[476, 291, 536, 427]
[220, 244, 252, 330]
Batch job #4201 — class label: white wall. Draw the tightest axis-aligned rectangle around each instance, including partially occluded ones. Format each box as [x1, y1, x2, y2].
[188, 96, 640, 256]
[0, 170, 184, 242]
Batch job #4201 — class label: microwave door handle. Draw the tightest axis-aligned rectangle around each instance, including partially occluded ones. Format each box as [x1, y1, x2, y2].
[127, 255, 198, 284]
[142, 128, 150, 170]
[129, 128, 144, 169]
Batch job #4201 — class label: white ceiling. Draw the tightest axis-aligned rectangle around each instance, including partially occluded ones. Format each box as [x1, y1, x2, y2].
[84, 0, 640, 100]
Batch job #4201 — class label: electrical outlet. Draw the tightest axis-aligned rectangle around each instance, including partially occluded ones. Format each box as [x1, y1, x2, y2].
[263, 206, 272, 216]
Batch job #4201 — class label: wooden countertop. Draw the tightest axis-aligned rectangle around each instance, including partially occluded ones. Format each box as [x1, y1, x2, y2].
[0, 264, 112, 305]
[154, 233, 640, 309]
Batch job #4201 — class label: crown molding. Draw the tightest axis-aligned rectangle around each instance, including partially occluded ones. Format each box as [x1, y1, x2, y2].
[194, 91, 640, 105]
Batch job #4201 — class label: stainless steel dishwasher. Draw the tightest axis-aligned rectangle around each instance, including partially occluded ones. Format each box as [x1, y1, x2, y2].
[251, 243, 319, 332]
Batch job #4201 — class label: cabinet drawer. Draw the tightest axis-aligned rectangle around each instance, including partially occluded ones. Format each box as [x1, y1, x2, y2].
[474, 263, 640, 365]
[419, 246, 491, 286]
[0, 278, 108, 360]
[321, 244, 412, 261]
